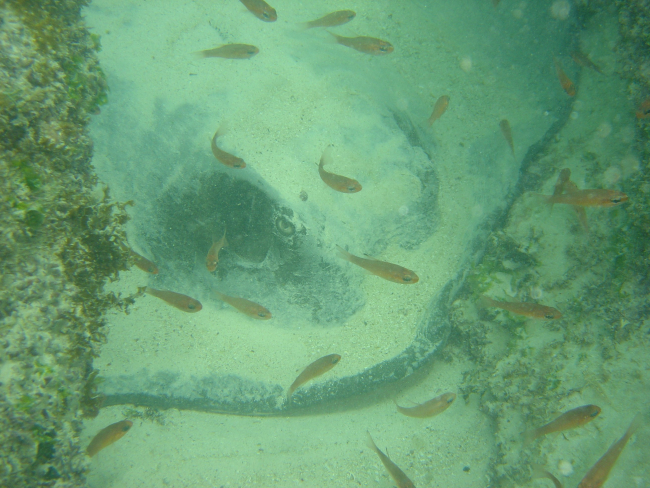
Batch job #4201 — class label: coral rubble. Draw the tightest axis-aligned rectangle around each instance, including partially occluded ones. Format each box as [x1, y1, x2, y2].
[0, 1, 128, 485]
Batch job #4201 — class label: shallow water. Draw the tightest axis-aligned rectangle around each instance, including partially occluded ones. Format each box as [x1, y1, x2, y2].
[81, 1, 648, 486]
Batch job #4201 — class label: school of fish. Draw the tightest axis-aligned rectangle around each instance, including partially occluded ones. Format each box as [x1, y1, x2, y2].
[92, 1, 643, 486]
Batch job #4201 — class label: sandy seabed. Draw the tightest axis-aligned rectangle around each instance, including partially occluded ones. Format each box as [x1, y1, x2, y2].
[81, 0, 648, 487]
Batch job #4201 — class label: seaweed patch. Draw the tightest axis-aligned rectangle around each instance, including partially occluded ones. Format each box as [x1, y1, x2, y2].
[0, 1, 128, 486]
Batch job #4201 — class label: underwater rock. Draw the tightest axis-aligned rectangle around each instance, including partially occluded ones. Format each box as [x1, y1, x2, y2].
[0, 1, 127, 486]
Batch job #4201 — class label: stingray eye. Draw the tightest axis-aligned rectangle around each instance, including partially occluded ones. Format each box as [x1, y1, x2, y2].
[402, 276, 412, 282]
[188, 303, 196, 310]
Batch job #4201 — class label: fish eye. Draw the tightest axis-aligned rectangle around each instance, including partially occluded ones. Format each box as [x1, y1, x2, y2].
[402, 276, 412, 282]
[258, 311, 267, 318]
[188, 303, 196, 310]
[446, 397, 455, 404]
[611, 197, 622, 204]
[544, 313, 555, 319]
[590, 410, 600, 417]
[332, 357, 340, 364]
[263, 12, 270, 19]
[122, 425, 131, 432]
[347, 186, 357, 192]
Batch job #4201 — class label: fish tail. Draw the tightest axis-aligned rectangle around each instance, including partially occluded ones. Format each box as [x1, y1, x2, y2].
[135, 286, 152, 299]
[626, 413, 644, 438]
[477, 295, 495, 309]
[320, 145, 334, 168]
[530, 463, 546, 478]
[530, 193, 553, 205]
[366, 431, 379, 453]
[531, 464, 564, 488]
[336, 245, 353, 262]
[326, 31, 341, 43]
[297, 21, 312, 30]
[215, 122, 233, 141]
[522, 428, 539, 446]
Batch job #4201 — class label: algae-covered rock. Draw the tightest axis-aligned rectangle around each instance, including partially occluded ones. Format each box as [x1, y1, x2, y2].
[0, 1, 128, 486]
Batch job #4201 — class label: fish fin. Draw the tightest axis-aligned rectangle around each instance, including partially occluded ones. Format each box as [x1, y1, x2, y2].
[365, 432, 379, 453]
[336, 245, 353, 262]
[362, 253, 381, 261]
[477, 295, 495, 309]
[522, 428, 538, 446]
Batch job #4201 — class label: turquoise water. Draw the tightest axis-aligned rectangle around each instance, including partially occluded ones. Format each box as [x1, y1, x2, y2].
[80, 1, 648, 487]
